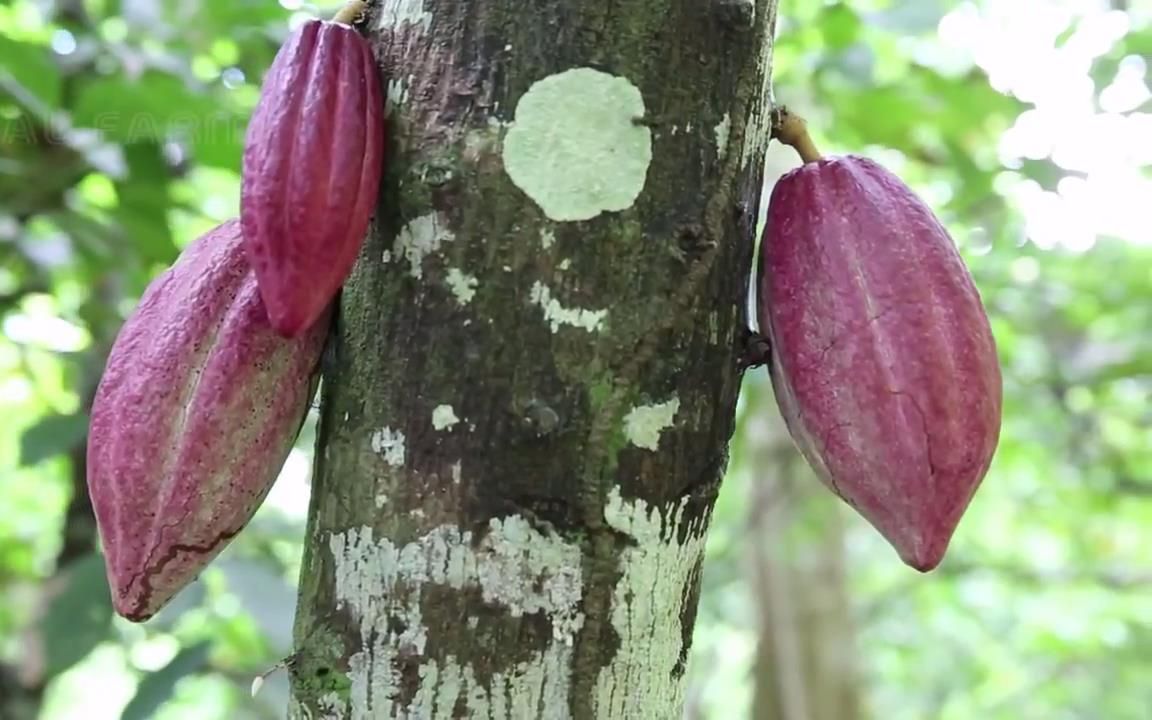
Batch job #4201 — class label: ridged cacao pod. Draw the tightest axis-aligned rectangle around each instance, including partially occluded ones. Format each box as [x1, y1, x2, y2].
[758, 155, 1002, 571]
[241, 17, 384, 337]
[87, 219, 330, 621]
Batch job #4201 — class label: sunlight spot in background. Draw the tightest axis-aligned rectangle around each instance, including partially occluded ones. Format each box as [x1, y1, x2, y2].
[1100, 55, 1151, 112]
[288, 10, 318, 29]
[39, 645, 136, 720]
[50, 29, 76, 55]
[2, 296, 89, 352]
[264, 447, 315, 520]
[221, 67, 246, 89]
[938, 1, 1151, 251]
[1010, 257, 1041, 284]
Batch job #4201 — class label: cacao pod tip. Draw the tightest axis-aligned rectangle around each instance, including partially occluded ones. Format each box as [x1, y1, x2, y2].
[869, 507, 962, 574]
[906, 556, 942, 574]
[258, 292, 313, 338]
[771, 108, 823, 164]
[894, 537, 948, 574]
[114, 596, 156, 623]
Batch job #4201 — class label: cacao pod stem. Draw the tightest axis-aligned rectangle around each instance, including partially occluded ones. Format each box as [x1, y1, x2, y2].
[772, 109, 823, 164]
[332, 0, 367, 25]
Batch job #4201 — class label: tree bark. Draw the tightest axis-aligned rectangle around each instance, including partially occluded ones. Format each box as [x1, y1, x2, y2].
[289, 0, 779, 717]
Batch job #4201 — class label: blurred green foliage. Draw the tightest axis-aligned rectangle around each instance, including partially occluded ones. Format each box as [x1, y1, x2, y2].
[1, 0, 1150, 718]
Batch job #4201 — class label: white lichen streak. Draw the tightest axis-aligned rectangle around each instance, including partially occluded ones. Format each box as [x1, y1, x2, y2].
[445, 268, 478, 305]
[540, 227, 556, 249]
[714, 113, 730, 158]
[431, 404, 460, 430]
[594, 487, 708, 718]
[370, 428, 406, 467]
[385, 77, 409, 117]
[376, 0, 432, 30]
[740, 3, 779, 168]
[328, 519, 585, 718]
[502, 67, 653, 222]
[623, 397, 681, 451]
[318, 693, 345, 719]
[391, 212, 455, 280]
[529, 281, 607, 334]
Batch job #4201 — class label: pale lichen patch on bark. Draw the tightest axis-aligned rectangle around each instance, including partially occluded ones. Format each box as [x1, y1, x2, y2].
[431, 404, 460, 430]
[593, 488, 708, 718]
[320, 691, 347, 719]
[501, 68, 653, 222]
[529, 281, 608, 334]
[370, 428, 406, 467]
[714, 113, 731, 158]
[406, 647, 575, 718]
[385, 77, 409, 117]
[445, 268, 478, 305]
[327, 520, 584, 717]
[623, 397, 681, 451]
[391, 212, 455, 279]
[477, 517, 585, 640]
[708, 312, 721, 344]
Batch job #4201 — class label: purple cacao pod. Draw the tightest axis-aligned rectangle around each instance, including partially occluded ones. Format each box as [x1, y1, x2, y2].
[758, 155, 1002, 571]
[87, 219, 330, 621]
[241, 18, 384, 337]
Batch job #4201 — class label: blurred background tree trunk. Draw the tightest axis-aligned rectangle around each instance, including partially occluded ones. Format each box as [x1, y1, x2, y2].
[747, 409, 862, 720]
[288, 0, 779, 716]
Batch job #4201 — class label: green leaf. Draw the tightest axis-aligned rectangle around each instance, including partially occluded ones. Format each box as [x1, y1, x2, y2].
[42, 554, 114, 678]
[0, 37, 62, 112]
[45, 210, 120, 262]
[199, 0, 291, 36]
[114, 142, 177, 263]
[820, 4, 861, 51]
[71, 71, 217, 144]
[20, 412, 89, 466]
[120, 641, 213, 720]
[186, 112, 246, 172]
[1118, 27, 1152, 57]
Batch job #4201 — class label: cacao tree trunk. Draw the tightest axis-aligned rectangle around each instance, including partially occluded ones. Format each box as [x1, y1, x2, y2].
[289, 1, 779, 716]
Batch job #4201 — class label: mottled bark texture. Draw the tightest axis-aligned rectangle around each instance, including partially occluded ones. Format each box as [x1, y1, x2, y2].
[290, 0, 778, 717]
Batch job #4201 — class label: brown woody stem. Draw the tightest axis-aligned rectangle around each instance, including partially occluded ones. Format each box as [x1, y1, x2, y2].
[332, 0, 366, 25]
[772, 109, 823, 164]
